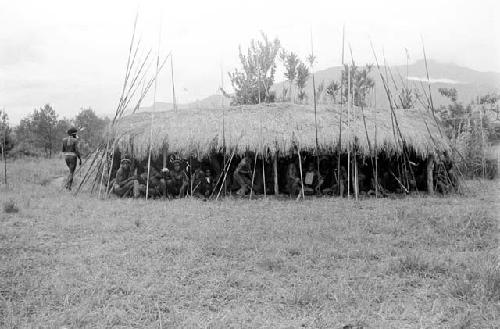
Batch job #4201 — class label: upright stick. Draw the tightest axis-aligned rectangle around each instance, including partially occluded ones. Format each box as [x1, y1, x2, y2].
[162, 146, 167, 198]
[309, 28, 320, 173]
[189, 157, 193, 196]
[1, 108, 6, 185]
[273, 152, 279, 195]
[480, 108, 486, 179]
[347, 64, 351, 199]
[297, 147, 305, 199]
[337, 25, 345, 196]
[354, 152, 359, 200]
[105, 142, 116, 195]
[216, 150, 236, 201]
[147, 24, 162, 200]
[259, 118, 266, 198]
[171, 54, 177, 111]
[262, 154, 266, 198]
[249, 152, 258, 199]
[98, 139, 110, 199]
[374, 90, 379, 198]
[146, 112, 154, 200]
[221, 64, 227, 196]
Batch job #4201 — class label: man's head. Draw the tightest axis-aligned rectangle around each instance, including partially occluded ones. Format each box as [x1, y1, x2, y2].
[205, 168, 211, 177]
[120, 155, 131, 169]
[67, 127, 78, 137]
[308, 162, 314, 171]
[173, 160, 181, 171]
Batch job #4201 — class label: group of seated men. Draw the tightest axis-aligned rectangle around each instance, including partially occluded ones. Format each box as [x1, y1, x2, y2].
[111, 155, 215, 199]
[232, 154, 329, 197]
[112, 152, 442, 199]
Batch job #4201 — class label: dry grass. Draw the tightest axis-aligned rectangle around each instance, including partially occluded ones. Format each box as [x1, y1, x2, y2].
[0, 158, 498, 328]
[111, 103, 449, 159]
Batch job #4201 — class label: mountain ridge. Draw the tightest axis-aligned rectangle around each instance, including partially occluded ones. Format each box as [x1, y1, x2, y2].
[140, 60, 500, 112]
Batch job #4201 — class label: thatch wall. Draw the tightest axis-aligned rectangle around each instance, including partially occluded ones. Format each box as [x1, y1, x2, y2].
[110, 103, 449, 159]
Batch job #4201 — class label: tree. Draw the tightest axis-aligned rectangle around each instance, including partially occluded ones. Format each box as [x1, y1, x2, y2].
[0, 111, 13, 156]
[15, 104, 59, 157]
[280, 50, 300, 102]
[228, 32, 281, 105]
[74, 108, 108, 153]
[56, 117, 72, 148]
[438, 88, 458, 103]
[479, 93, 499, 119]
[341, 63, 375, 107]
[296, 62, 309, 103]
[32, 104, 58, 157]
[399, 87, 415, 109]
[438, 88, 470, 139]
[326, 81, 340, 103]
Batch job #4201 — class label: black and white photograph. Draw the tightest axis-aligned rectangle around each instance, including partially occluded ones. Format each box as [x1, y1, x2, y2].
[0, 0, 499, 327]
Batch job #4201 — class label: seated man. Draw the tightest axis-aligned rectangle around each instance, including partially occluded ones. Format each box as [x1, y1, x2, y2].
[194, 168, 215, 198]
[286, 162, 301, 196]
[233, 155, 253, 196]
[113, 157, 144, 198]
[165, 159, 189, 198]
[303, 162, 323, 195]
[139, 162, 166, 198]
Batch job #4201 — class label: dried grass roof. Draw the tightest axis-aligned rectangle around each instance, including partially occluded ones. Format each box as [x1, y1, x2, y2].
[110, 103, 449, 159]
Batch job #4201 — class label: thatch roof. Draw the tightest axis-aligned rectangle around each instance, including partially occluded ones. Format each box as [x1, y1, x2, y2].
[110, 103, 450, 159]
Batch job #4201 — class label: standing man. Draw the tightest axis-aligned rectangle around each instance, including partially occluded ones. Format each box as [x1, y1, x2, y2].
[62, 127, 82, 190]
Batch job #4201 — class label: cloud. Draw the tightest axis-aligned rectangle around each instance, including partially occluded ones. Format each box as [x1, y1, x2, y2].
[407, 77, 464, 85]
[0, 33, 45, 67]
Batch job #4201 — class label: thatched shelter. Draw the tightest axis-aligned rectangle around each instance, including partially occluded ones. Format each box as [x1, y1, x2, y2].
[101, 102, 452, 197]
[110, 102, 449, 159]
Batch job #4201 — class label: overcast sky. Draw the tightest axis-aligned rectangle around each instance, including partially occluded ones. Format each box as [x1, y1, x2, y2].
[1, 0, 499, 123]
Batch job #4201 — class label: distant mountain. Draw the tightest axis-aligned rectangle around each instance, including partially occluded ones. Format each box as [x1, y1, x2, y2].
[139, 96, 230, 113]
[271, 59, 500, 108]
[140, 60, 500, 111]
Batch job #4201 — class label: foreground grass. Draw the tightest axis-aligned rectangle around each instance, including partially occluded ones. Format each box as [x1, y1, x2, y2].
[0, 158, 499, 328]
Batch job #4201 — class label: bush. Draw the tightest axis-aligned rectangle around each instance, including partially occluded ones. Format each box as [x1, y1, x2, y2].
[3, 199, 19, 213]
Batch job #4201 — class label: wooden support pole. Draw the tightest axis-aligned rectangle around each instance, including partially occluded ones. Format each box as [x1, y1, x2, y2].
[162, 146, 167, 168]
[337, 24, 345, 197]
[347, 64, 351, 199]
[297, 149, 305, 199]
[189, 157, 193, 197]
[216, 150, 235, 201]
[427, 154, 434, 195]
[162, 146, 167, 198]
[262, 155, 266, 198]
[1, 108, 6, 186]
[98, 138, 110, 199]
[249, 152, 258, 200]
[273, 152, 279, 195]
[105, 143, 116, 196]
[171, 54, 177, 111]
[353, 155, 359, 200]
[146, 113, 154, 200]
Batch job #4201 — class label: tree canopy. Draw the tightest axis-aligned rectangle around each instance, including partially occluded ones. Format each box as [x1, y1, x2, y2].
[228, 32, 281, 105]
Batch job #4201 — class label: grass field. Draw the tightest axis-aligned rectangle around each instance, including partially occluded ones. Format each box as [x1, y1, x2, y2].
[0, 158, 499, 328]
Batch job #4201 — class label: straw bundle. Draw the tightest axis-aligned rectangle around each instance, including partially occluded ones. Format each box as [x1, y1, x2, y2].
[110, 103, 449, 159]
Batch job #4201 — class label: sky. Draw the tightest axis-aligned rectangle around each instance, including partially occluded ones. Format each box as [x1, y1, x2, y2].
[1, 0, 499, 123]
